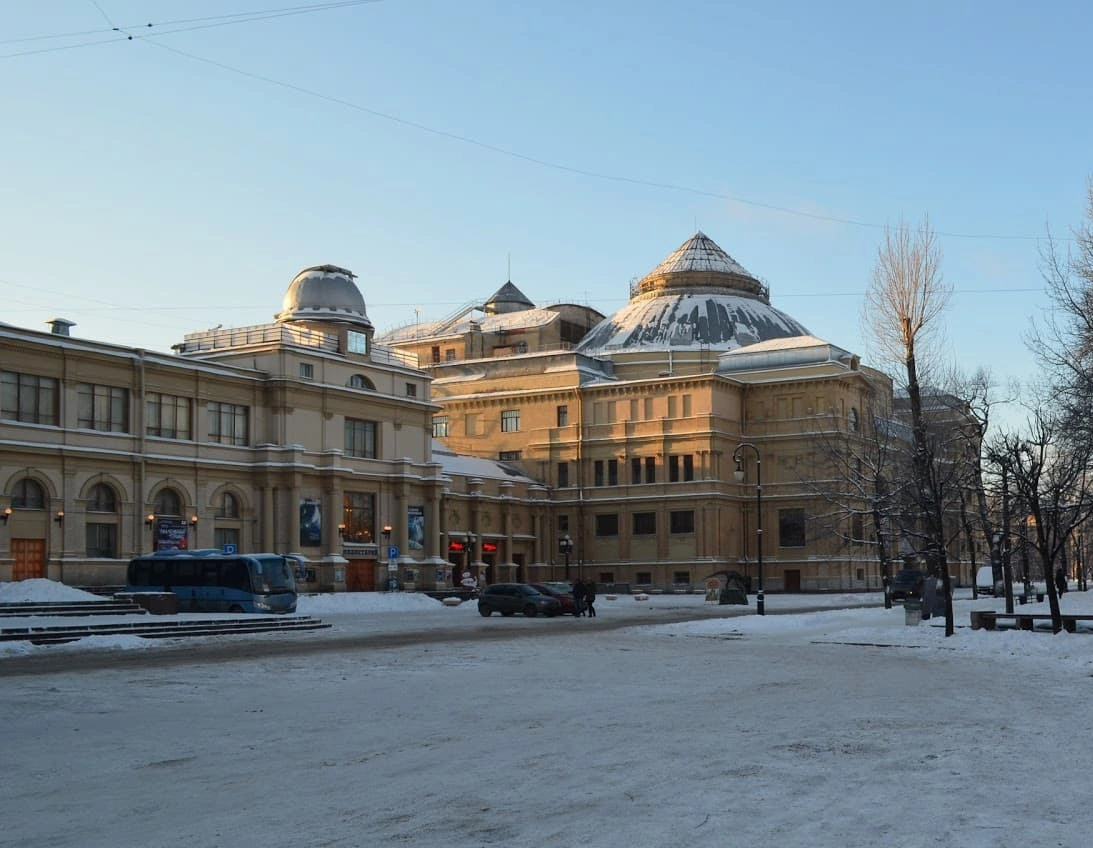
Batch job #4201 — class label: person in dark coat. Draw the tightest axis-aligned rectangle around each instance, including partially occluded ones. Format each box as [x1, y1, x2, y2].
[571, 579, 587, 616]
[584, 580, 597, 617]
[1055, 567, 1068, 597]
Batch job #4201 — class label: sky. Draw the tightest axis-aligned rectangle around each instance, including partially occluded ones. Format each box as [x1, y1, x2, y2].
[3, 1, 1092, 430]
[3, 579, 1092, 846]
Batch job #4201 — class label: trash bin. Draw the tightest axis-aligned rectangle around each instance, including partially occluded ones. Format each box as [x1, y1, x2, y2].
[903, 599, 922, 626]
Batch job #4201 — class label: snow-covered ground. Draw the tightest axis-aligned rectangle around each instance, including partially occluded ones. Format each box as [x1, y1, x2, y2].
[2, 581, 1089, 847]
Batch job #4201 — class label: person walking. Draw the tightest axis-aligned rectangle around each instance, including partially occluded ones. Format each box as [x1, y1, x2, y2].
[1055, 567, 1068, 597]
[584, 580, 597, 617]
[571, 578, 587, 617]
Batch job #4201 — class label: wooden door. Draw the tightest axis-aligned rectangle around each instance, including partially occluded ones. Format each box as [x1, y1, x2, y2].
[345, 558, 376, 592]
[784, 569, 801, 593]
[12, 538, 47, 581]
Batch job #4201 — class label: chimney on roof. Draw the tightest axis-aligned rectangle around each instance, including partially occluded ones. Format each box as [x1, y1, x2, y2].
[46, 318, 76, 336]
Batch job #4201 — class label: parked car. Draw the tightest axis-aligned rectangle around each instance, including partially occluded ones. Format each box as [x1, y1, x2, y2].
[888, 568, 926, 602]
[529, 582, 577, 615]
[478, 583, 562, 617]
[975, 565, 1004, 596]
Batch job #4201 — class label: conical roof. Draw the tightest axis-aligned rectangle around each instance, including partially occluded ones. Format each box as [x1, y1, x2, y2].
[576, 232, 808, 354]
[483, 280, 535, 315]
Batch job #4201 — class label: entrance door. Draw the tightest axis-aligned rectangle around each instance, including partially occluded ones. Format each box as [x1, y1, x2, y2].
[345, 558, 376, 592]
[12, 539, 47, 581]
[784, 569, 801, 593]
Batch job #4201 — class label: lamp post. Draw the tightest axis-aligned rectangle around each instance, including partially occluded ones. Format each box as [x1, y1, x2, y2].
[382, 524, 394, 591]
[733, 443, 764, 616]
[559, 534, 573, 581]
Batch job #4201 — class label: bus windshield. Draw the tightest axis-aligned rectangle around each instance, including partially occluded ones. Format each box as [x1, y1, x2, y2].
[252, 555, 296, 594]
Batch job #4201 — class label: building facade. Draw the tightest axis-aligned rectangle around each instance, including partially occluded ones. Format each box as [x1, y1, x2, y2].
[0, 265, 548, 590]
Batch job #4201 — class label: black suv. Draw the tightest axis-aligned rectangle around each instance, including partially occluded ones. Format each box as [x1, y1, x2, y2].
[478, 583, 562, 617]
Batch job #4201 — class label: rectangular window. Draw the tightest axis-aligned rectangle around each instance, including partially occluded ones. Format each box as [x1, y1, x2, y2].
[631, 457, 641, 484]
[499, 450, 522, 461]
[684, 454, 694, 481]
[207, 401, 249, 446]
[779, 508, 807, 548]
[405, 382, 417, 398]
[465, 412, 480, 436]
[299, 363, 314, 380]
[607, 459, 618, 486]
[605, 401, 617, 423]
[667, 396, 678, 418]
[558, 514, 569, 533]
[635, 571, 652, 585]
[556, 405, 568, 426]
[445, 349, 456, 361]
[1, 371, 58, 425]
[669, 455, 680, 482]
[345, 418, 377, 458]
[633, 512, 656, 535]
[629, 399, 639, 420]
[594, 514, 619, 537]
[673, 571, 690, 585]
[645, 456, 656, 484]
[557, 462, 569, 488]
[343, 491, 376, 542]
[670, 510, 695, 534]
[594, 460, 605, 487]
[432, 415, 450, 438]
[347, 330, 368, 354]
[682, 395, 692, 417]
[146, 393, 192, 440]
[77, 383, 129, 432]
[501, 409, 520, 432]
[643, 398, 653, 419]
[85, 523, 117, 557]
[431, 346, 441, 364]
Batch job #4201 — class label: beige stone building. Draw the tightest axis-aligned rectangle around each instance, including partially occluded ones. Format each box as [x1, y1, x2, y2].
[381, 233, 895, 592]
[0, 265, 549, 591]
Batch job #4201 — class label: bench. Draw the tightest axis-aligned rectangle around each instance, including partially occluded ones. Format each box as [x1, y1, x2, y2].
[970, 610, 1093, 633]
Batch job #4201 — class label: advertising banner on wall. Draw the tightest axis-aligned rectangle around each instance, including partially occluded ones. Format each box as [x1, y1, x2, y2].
[407, 505, 425, 551]
[155, 518, 188, 551]
[299, 498, 322, 547]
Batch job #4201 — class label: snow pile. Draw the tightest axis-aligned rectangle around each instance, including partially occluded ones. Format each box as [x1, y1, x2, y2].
[0, 578, 103, 603]
[296, 591, 464, 614]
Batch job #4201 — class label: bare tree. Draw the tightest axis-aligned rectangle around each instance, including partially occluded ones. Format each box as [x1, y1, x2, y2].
[862, 216, 960, 634]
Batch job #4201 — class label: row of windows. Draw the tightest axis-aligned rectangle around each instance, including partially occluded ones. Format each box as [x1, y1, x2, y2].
[590, 508, 807, 547]
[556, 456, 695, 488]
[5, 480, 243, 518]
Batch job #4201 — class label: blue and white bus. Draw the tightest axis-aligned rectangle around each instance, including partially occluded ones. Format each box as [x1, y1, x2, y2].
[126, 550, 298, 614]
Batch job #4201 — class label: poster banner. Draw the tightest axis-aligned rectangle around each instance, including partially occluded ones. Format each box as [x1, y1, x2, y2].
[155, 518, 188, 551]
[299, 498, 322, 547]
[407, 505, 425, 551]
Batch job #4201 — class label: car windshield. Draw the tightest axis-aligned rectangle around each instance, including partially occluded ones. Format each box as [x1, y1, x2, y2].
[893, 570, 924, 585]
[532, 585, 560, 596]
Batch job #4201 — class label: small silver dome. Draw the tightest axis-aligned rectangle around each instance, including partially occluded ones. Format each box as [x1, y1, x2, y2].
[276, 264, 373, 329]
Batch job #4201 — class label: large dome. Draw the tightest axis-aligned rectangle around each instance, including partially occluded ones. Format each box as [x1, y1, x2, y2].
[576, 232, 808, 353]
[276, 264, 373, 329]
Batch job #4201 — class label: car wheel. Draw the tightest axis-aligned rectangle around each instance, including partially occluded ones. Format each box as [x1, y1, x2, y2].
[524, 604, 539, 617]
[478, 605, 491, 617]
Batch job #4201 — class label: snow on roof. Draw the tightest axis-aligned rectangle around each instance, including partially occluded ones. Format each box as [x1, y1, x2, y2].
[378, 306, 558, 343]
[431, 441, 538, 482]
[645, 231, 755, 279]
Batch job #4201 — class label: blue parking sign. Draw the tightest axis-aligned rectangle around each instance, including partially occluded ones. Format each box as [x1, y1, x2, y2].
[222, 543, 237, 554]
[387, 545, 399, 560]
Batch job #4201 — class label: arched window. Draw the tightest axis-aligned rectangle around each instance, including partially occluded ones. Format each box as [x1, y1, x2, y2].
[87, 483, 117, 513]
[348, 374, 375, 391]
[215, 491, 240, 519]
[11, 478, 45, 509]
[154, 488, 182, 516]
[849, 407, 859, 432]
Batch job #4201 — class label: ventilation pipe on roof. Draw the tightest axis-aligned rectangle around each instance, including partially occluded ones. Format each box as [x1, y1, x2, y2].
[46, 318, 75, 336]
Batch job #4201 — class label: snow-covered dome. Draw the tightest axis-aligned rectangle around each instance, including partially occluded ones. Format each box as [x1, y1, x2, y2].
[576, 232, 808, 353]
[276, 264, 373, 329]
[483, 281, 535, 315]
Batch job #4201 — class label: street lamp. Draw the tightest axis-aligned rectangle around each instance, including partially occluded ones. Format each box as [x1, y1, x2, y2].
[733, 443, 764, 616]
[559, 534, 574, 580]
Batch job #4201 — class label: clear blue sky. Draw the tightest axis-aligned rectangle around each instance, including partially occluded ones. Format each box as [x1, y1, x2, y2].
[3, 1, 1091, 420]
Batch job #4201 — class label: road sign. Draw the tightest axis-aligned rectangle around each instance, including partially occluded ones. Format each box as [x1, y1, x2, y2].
[222, 543, 237, 554]
[387, 545, 399, 561]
